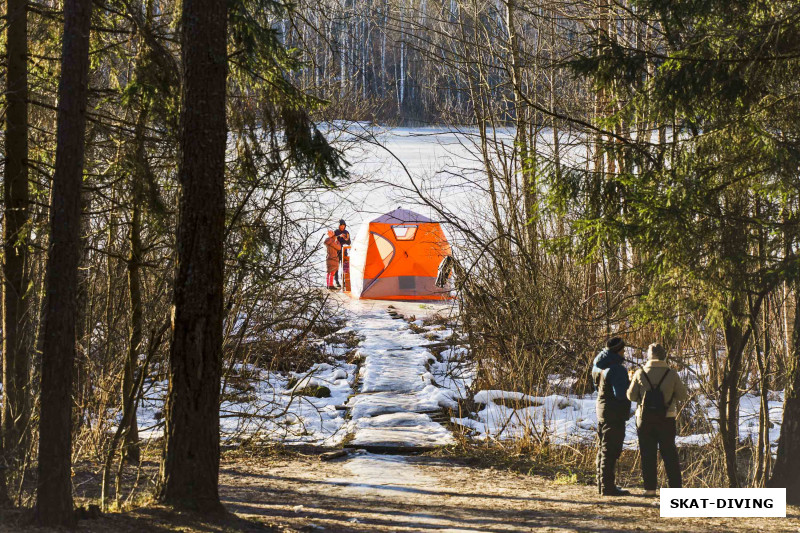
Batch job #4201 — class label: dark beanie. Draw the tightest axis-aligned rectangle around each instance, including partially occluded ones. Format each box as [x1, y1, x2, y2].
[339, 219, 346, 226]
[606, 337, 625, 353]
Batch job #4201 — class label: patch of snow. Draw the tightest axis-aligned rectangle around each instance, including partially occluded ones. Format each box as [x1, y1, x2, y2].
[347, 387, 451, 419]
[133, 361, 356, 446]
[460, 384, 785, 453]
[336, 299, 463, 448]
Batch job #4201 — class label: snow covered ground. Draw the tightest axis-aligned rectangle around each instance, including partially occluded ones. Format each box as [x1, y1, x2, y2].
[133, 293, 471, 449]
[132, 292, 783, 455]
[452, 380, 785, 454]
[136, 358, 357, 446]
[338, 297, 465, 448]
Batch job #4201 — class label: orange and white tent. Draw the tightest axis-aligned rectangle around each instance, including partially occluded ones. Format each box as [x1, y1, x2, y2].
[349, 208, 452, 301]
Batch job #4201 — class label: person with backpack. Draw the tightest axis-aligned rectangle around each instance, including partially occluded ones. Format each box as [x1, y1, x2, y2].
[592, 337, 632, 496]
[627, 343, 689, 496]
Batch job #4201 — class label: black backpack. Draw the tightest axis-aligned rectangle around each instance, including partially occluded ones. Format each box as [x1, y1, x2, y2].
[641, 369, 671, 418]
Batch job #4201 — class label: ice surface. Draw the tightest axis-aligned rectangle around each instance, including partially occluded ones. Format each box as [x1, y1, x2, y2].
[350, 412, 455, 447]
[338, 297, 463, 447]
[327, 453, 439, 496]
[348, 388, 446, 419]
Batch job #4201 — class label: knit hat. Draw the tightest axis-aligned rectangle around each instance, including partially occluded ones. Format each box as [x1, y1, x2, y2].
[606, 337, 625, 353]
[647, 343, 667, 361]
[339, 219, 346, 226]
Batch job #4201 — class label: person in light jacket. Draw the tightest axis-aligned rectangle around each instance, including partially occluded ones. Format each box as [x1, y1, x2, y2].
[627, 343, 689, 497]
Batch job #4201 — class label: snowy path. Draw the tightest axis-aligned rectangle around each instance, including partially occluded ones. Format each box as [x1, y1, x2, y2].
[338, 298, 458, 450]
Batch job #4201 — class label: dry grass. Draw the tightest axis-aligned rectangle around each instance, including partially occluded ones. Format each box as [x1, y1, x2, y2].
[434, 433, 758, 492]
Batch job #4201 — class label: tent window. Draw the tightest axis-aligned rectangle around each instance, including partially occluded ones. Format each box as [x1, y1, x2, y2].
[392, 224, 418, 241]
[398, 276, 416, 290]
[372, 232, 394, 269]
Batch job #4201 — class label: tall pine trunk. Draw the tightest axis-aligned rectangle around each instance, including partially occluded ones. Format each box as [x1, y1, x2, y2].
[35, 0, 93, 526]
[122, 202, 142, 463]
[718, 303, 745, 487]
[121, 108, 149, 464]
[2, 0, 31, 484]
[768, 285, 800, 504]
[156, 0, 227, 512]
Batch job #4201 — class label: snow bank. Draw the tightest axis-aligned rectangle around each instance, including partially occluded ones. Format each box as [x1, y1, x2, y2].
[458, 385, 785, 453]
[454, 392, 614, 446]
[674, 391, 783, 451]
[133, 359, 357, 446]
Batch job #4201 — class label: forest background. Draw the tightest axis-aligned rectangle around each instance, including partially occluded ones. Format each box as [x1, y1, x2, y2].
[0, 0, 798, 527]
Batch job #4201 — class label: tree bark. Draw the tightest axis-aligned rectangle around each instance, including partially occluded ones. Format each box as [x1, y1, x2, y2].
[2, 0, 31, 485]
[768, 286, 800, 504]
[753, 297, 771, 487]
[121, 108, 149, 464]
[156, 0, 227, 512]
[719, 303, 745, 488]
[35, 0, 93, 526]
[122, 200, 142, 464]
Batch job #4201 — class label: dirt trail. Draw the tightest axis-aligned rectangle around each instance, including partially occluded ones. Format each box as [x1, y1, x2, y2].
[218, 451, 800, 533]
[2, 448, 797, 532]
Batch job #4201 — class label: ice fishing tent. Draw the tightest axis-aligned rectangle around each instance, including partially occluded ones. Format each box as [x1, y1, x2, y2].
[349, 208, 452, 300]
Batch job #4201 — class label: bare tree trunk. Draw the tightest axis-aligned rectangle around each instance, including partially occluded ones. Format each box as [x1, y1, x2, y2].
[2, 0, 31, 489]
[769, 283, 800, 504]
[398, 0, 406, 110]
[156, 0, 227, 512]
[752, 291, 771, 486]
[752, 205, 772, 487]
[504, 0, 536, 257]
[381, 0, 387, 96]
[35, 0, 93, 526]
[122, 112, 148, 464]
[586, 0, 610, 318]
[73, 191, 92, 434]
[719, 299, 745, 488]
[340, 1, 348, 98]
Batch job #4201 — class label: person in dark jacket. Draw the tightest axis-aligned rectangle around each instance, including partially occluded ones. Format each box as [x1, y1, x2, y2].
[333, 219, 350, 287]
[592, 337, 632, 496]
